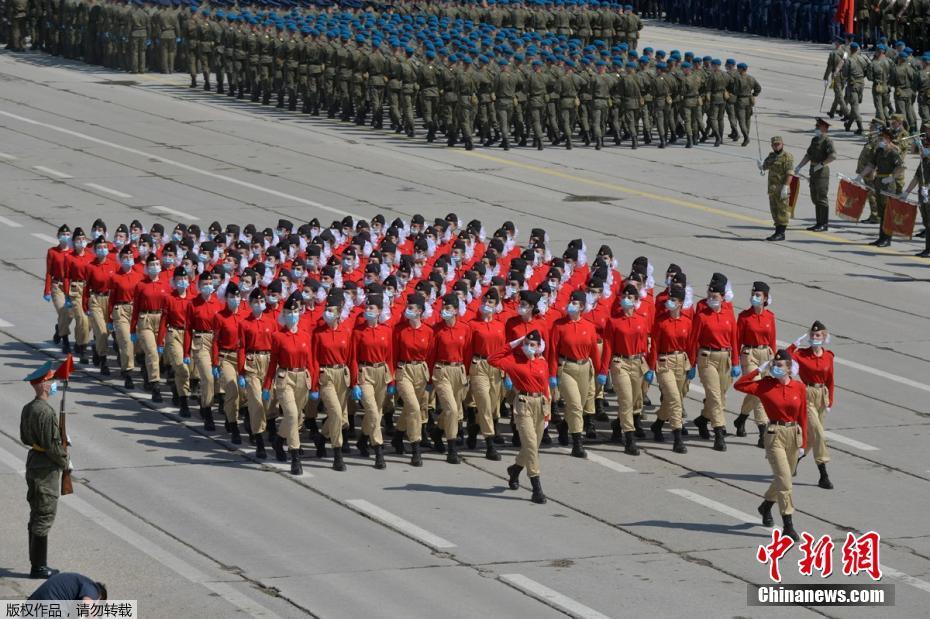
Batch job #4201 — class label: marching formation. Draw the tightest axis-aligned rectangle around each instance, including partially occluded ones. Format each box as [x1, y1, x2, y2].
[2, 0, 766, 150]
[40, 214, 834, 537]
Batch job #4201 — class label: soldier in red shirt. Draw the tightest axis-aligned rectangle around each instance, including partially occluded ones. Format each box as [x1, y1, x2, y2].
[83, 237, 117, 374]
[131, 254, 170, 402]
[392, 293, 434, 467]
[211, 282, 244, 445]
[108, 246, 143, 388]
[351, 292, 394, 469]
[429, 294, 473, 465]
[264, 294, 313, 475]
[312, 289, 355, 472]
[490, 329, 550, 505]
[648, 285, 692, 453]
[239, 288, 276, 459]
[64, 228, 93, 364]
[159, 267, 193, 417]
[44, 225, 73, 353]
[736, 281, 778, 445]
[734, 348, 808, 542]
[549, 290, 600, 458]
[184, 272, 224, 430]
[467, 289, 507, 461]
[787, 320, 836, 491]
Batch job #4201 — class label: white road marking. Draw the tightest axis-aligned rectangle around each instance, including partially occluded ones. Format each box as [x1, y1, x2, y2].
[560, 447, 635, 473]
[32, 232, 59, 244]
[667, 488, 766, 526]
[152, 205, 199, 221]
[823, 431, 879, 451]
[500, 574, 612, 619]
[346, 499, 457, 550]
[0, 216, 23, 228]
[880, 565, 930, 595]
[84, 182, 132, 199]
[0, 444, 282, 617]
[0, 318, 14, 328]
[0, 152, 16, 160]
[0, 110, 360, 219]
[33, 165, 73, 179]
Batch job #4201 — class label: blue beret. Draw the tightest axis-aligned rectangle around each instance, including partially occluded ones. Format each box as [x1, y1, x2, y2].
[702, 55, 712, 62]
[850, 42, 859, 49]
[498, 58, 509, 65]
[900, 51, 910, 58]
[711, 58, 721, 66]
[656, 61, 667, 69]
[595, 60, 606, 66]
[876, 43, 886, 51]
[532, 59, 542, 66]
[643, 47, 653, 54]
[681, 61, 691, 69]
[625, 61, 637, 68]
[895, 40, 905, 46]
[737, 62, 748, 69]
[639, 56, 649, 64]
[725, 58, 736, 65]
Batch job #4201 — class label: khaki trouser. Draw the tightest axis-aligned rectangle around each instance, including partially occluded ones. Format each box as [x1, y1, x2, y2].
[469, 359, 503, 437]
[514, 393, 548, 477]
[136, 312, 162, 383]
[112, 303, 134, 372]
[67, 282, 90, 346]
[218, 351, 241, 423]
[51, 281, 71, 338]
[275, 369, 310, 450]
[558, 359, 594, 434]
[320, 365, 350, 448]
[739, 347, 773, 424]
[805, 384, 830, 464]
[163, 327, 189, 396]
[243, 352, 270, 435]
[609, 356, 647, 433]
[656, 352, 689, 429]
[358, 363, 391, 446]
[764, 423, 802, 515]
[396, 361, 429, 442]
[190, 332, 214, 406]
[87, 293, 110, 357]
[434, 363, 468, 439]
[698, 349, 732, 428]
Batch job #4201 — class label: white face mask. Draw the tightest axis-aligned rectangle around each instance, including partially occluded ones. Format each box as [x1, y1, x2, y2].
[521, 343, 537, 358]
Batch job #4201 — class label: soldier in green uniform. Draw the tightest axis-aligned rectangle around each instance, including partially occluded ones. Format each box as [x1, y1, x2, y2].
[577, 58, 594, 147]
[590, 60, 613, 151]
[861, 128, 907, 247]
[731, 62, 761, 147]
[867, 44, 893, 125]
[494, 57, 521, 150]
[759, 136, 795, 241]
[399, 46, 419, 138]
[902, 137, 930, 256]
[680, 61, 701, 148]
[305, 28, 325, 115]
[843, 42, 868, 134]
[7, 0, 29, 51]
[273, 22, 288, 108]
[222, 13, 238, 98]
[558, 59, 580, 150]
[455, 55, 478, 150]
[477, 55, 498, 146]
[283, 23, 300, 111]
[795, 118, 837, 231]
[854, 118, 884, 223]
[890, 51, 918, 131]
[823, 37, 848, 121]
[636, 56, 654, 145]
[419, 49, 441, 141]
[20, 362, 69, 580]
[156, 0, 177, 73]
[652, 61, 674, 149]
[705, 58, 728, 147]
[917, 55, 930, 129]
[257, 21, 274, 105]
[386, 44, 403, 129]
[127, 0, 148, 74]
[512, 53, 529, 146]
[440, 54, 461, 142]
[527, 59, 549, 150]
[620, 60, 643, 149]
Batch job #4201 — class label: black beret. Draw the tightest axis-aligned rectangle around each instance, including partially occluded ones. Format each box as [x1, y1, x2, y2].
[752, 281, 770, 295]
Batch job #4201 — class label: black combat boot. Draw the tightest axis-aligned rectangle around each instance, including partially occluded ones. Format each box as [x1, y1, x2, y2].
[529, 476, 547, 504]
[190, 76, 197, 88]
[484, 437, 501, 461]
[203, 79, 211, 91]
[254, 435, 266, 459]
[766, 225, 786, 241]
[594, 397, 609, 421]
[758, 500, 775, 526]
[693, 414, 710, 439]
[672, 428, 687, 453]
[633, 414, 646, 438]
[734, 413, 748, 437]
[178, 395, 190, 418]
[584, 415, 597, 440]
[712, 426, 727, 451]
[570, 432, 586, 458]
[392, 431, 406, 455]
[558, 419, 570, 445]
[151, 383, 162, 403]
[271, 433, 286, 462]
[430, 426, 446, 453]
[507, 464, 523, 490]
[230, 422, 241, 445]
[373, 445, 386, 469]
[650, 418, 666, 442]
[333, 449, 346, 471]
[446, 438, 460, 464]
[782, 514, 800, 542]
[356, 434, 370, 458]
[313, 433, 327, 459]
[465, 408, 478, 449]
[341, 427, 351, 454]
[817, 463, 834, 489]
[410, 441, 423, 467]
[624, 431, 640, 455]
[122, 371, 134, 390]
[757, 424, 766, 448]
[511, 422, 522, 447]
[201, 406, 215, 431]
[685, 134, 693, 148]
[290, 449, 302, 475]
[77, 344, 89, 365]
[29, 535, 58, 579]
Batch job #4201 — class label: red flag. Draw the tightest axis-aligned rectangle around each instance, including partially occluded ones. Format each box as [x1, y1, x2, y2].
[788, 175, 801, 218]
[835, 178, 868, 221]
[882, 196, 918, 240]
[835, 0, 854, 34]
[53, 354, 74, 381]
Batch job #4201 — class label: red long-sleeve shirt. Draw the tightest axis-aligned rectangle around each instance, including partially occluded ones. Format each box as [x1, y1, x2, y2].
[311, 320, 354, 386]
[600, 312, 650, 375]
[184, 295, 224, 355]
[734, 370, 809, 448]
[211, 308, 242, 365]
[157, 290, 191, 345]
[583, 300, 611, 341]
[131, 278, 170, 332]
[649, 312, 693, 369]
[44, 245, 70, 295]
[548, 316, 599, 377]
[689, 307, 739, 366]
[468, 317, 507, 358]
[237, 312, 277, 374]
[488, 343, 550, 398]
[82, 259, 117, 312]
[264, 328, 313, 390]
[392, 321, 434, 366]
[737, 308, 777, 350]
[107, 269, 142, 320]
[787, 345, 836, 407]
[429, 319, 473, 373]
[351, 322, 394, 385]
[64, 251, 93, 294]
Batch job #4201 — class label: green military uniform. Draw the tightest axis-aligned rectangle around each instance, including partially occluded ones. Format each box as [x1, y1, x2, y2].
[590, 67, 613, 150]
[399, 54, 419, 137]
[843, 47, 868, 132]
[761, 136, 795, 239]
[867, 52, 893, 124]
[558, 67, 581, 150]
[305, 34, 325, 114]
[419, 57, 442, 141]
[526, 64, 550, 150]
[731, 66, 761, 146]
[495, 63, 522, 149]
[128, 2, 149, 74]
[706, 65, 729, 146]
[455, 62, 479, 150]
[856, 125, 882, 222]
[7, 0, 30, 51]
[823, 43, 848, 120]
[620, 66, 643, 149]
[680, 67, 702, 148]
[890, 56, 918, 131]
[652, 68, 674, 148]
[804, 129, 837, 229]
[636, 64, 654, 145]
[365, 45, 387, 126]
[868, 139, 906, 245]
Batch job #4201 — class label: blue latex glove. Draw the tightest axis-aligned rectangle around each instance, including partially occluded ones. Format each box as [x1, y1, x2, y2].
[237, 375, 247, 388]
[183, 356, 191, 365]
[596, 374, 607, 386]
[130, 333, 138, 344]
[386, 384, 396, 396]
[106, 322, 113, 331]
[644, 370, 655, 384]
[157, 346, 164, 355]
[731, 366, 742, 379]
[261, 389, 270, 402]
[212, 366, 220, 379]
[64, 298, 73, 309]
[425, 383, 433, 393]
[176, 37, 182, 43]
[549, 376, 558, 388]
[351, 385, 363, 401]
[503, 376, 513, 391]
[309, 390, 320, 400]
[686, 367, 696, 380]
[43, 294, 51, 302]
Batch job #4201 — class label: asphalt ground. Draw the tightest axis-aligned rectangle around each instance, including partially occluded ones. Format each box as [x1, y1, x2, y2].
[0, 21, 928, 618]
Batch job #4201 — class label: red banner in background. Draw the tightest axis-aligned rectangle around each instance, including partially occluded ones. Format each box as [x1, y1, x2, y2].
[882, 195, 917, 240]
[835, 178, 868, 221]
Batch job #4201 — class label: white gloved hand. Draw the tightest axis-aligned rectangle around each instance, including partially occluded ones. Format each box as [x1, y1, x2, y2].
[881, 176, 894, 185]
[757, 360, 771, 374]
[793, 333, 809, 348]
[826, 407, 831, 414]
[66, 459, 74, 472]
[798, 448, 806, 459]
[794, 164, 803, 175]
[812, 163, 823, 173]
[920, 186, 929, 201]
[756, 158, 764, 171]
[780, 185, 790, 200]
[823, 79, 829, 87]
[853, 174, 864, 184]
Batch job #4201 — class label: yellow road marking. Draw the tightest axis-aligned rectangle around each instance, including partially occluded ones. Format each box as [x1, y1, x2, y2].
[460, 150, 926, 263]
